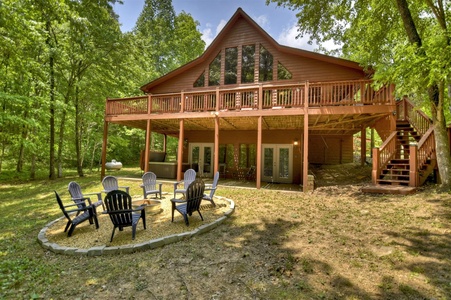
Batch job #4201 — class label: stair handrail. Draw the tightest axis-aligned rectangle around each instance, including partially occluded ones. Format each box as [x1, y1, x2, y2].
[398, 98, 432, 135]
[372, 131, 398, 184]
[415, 125, 435, 170]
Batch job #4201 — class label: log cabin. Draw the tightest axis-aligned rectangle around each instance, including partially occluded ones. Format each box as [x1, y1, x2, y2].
[101, 8, 436, 193]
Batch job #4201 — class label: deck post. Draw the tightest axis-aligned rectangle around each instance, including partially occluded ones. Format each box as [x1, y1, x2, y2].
[372, 147, 379, 185]
[216, 87, 220, 111]
[214, 115, 219, 174]
[303, 81, 309, 192]
[257, 116, 262, 189]
[100, 119, 109, 180]
[361, 126, 366, 166]
[409, 144, 418, 187]
[144, 120, 151, 173]
[177, 119, 185, 181]
[258, 83, 263, 110]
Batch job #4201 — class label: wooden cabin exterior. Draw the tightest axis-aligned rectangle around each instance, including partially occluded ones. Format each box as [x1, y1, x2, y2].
[102, 8, 436, 193]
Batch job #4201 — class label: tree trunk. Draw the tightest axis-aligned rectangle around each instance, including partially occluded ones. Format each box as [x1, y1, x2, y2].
[75, 85, 84, 176]
[57, 101, 67, 178]
[47, 20, 56, 180]
[16, 110, 29, 172]
[431, 81, 451, 190]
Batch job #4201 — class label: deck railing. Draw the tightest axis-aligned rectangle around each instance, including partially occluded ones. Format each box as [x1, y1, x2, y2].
[106, 79, 394, 116]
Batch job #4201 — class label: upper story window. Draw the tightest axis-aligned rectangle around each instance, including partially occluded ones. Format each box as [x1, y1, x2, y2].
[209, 52, 221, 86]
[195, 43, 291, 88]
[225, 47, 238, 85]
[241, 45, 255, 83]
[194, 71, 205, 87]
[259, 44, 273, 82]
[277, 62, 292, 80]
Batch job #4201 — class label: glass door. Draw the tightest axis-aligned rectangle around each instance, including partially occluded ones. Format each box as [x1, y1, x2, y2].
[189, 143, 214, 178]
[261, 144, 293, 183]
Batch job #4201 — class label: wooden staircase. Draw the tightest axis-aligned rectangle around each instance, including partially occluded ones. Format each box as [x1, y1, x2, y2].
[363, 99, 437, 194]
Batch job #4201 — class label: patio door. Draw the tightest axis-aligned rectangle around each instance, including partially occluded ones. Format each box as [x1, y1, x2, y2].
[261, 144, 293, 183]
[189, 143, 214, 178]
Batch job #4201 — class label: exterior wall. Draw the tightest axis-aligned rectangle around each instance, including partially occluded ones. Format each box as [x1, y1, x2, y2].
[308, 136, 354, 165]
[183, 130, 353, 183]
[148, 18, 365, 95]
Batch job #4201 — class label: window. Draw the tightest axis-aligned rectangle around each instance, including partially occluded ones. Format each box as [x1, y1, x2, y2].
[241, 45, 255, 83]
[209, 52, 221, 86]
[277, 62, 292, 80]
[239, 144, 256, 168]
[193, 71, 205, 87]
[259, 45, 273, 82]
[225, 47, 238, 84]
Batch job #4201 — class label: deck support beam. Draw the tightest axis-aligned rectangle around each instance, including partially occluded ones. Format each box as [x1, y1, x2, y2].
[257, 116, 262, 189]
[144, 120, 152, 173]
[214, 116, 219, 174]
[361, 126, 366, 166]
[177, 119, 185, 181]
[303, 81, 309, 192]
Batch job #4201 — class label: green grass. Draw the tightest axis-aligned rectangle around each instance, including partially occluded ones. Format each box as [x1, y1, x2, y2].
[0, 168, 450, 299]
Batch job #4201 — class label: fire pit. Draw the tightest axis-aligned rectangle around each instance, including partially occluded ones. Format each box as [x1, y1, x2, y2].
[132, 199, 163, 215]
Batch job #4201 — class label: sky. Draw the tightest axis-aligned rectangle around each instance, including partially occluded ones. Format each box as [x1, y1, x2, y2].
[112, 0, 326, 51]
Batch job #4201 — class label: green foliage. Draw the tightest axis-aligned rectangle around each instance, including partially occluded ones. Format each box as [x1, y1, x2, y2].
[0, 0, 204, 178]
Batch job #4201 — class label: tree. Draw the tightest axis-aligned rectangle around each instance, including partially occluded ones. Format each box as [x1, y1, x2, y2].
[268, 0, 451, 190]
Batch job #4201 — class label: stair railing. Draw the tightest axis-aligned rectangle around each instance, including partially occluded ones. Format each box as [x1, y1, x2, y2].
[397, 98, 432, 135]
[372, 131, 397, 184]
[409, 126, 435, 186]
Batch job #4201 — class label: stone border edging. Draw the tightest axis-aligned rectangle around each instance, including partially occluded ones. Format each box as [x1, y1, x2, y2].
[38, 196, 235, 256]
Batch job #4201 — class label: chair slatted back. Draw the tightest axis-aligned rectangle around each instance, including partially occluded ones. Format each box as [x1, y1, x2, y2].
[104, 190, 134, 227]
[54, 191, 71, 220]
[102, 175, 119, 192]
[183, 169, 197, 189]
[142, 172, 157, 190]
[207, 171, 220, 198]
[185, 179, 205, 214]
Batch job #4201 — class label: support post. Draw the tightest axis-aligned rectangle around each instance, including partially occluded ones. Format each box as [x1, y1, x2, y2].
[256, 116, 262, 189]
[303, 81, 309, 192]
[177, 119, 185, 181]
[214, 116, 219, 174]
[361, 126, 366, 166]
[409, 144, 418, 187]
[144, 120, 151, 173]
[372, 147, 379, 185]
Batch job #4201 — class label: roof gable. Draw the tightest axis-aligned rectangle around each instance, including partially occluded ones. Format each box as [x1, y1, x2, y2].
[140, 8, 364, 93]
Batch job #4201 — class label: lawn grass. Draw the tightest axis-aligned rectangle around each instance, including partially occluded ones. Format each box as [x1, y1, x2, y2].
[0, 167, 450, 299]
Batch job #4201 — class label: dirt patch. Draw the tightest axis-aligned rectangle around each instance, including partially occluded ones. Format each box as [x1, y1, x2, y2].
[46, 196, 230, 248]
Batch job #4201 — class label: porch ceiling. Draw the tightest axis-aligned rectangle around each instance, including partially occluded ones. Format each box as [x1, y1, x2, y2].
[109, 111, 388, 136]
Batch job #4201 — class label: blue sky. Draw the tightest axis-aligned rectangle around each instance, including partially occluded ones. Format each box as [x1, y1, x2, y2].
[113, 0, 326, 51]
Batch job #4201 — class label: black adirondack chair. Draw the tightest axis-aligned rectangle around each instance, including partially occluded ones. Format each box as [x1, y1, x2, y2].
[54, 191, 99, 237]
[171, 178, 205, 226]
[103, 190, 146, 242]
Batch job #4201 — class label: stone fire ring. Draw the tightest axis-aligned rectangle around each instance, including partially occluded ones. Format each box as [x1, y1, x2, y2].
[37, 196, 235, 256]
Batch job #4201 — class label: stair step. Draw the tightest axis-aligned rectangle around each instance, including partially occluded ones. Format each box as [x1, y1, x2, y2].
[376, 179, 410, 185]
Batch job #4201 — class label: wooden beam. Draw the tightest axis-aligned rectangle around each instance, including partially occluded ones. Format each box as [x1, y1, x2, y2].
[257, 116, 262, 189]
[214, 116, 219, 174]
[361, 126, 366, 166]
[177, 119, 184, 181]
[144, 120, 151, 173]
[303, 82, 309, 192]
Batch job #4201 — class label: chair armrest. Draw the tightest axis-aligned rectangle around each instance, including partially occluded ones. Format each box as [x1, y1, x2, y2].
[72, 196, 92, 205]
[170, 198, 186, 204]
[119, 186, 130, 193]
[83, 192, 102, 201]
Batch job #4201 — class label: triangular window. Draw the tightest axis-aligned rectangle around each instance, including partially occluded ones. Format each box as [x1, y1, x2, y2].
[193, 71, 205, 87]
[277, 62, 292, 80]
